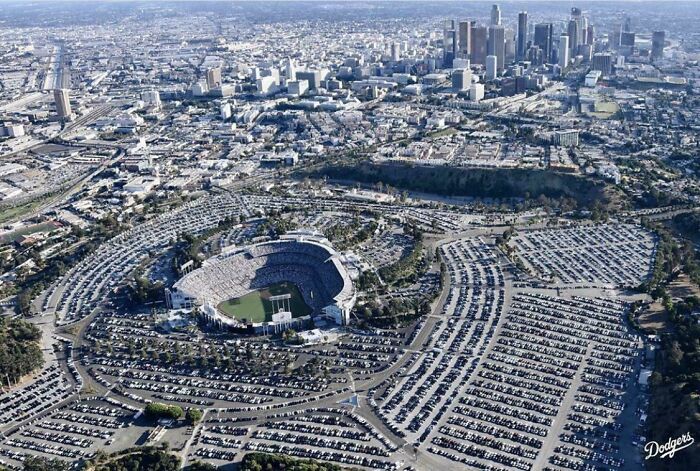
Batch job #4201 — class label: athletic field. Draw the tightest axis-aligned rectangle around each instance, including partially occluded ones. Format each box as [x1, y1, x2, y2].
[216, 281, 312, 323]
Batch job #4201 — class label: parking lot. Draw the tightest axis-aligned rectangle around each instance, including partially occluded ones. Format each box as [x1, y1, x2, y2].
[508, 224, 657, 287]
[0, 189, 658, 471]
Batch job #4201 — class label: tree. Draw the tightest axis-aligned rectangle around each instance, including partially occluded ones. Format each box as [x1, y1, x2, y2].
[240, 453, 342, 471]
[144, 403, 183, 420]
[92, 446, 180, 471]
[187, 462, 217, 471]
[0, 317, 43, 387]
[185, 408, 203, 425]
[23, 457, 69, 471]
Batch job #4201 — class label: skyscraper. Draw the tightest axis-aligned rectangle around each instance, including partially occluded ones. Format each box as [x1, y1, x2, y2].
[610, 24, 622, 50]
[443, 19, 458, 67]
[517, 12, 528, 61]
[470, 25, 488, 65]
[490, 4, 501, 26]
[486, 55, 498, 80]
[586, 26, 595, 46]
[505, 32, 516, 64]
[559, 34, 570, 70]
[390, 42, 400, 61]
[534, 23, 553, 63]
[652, 31, 665, 60]
[527, 46, 543, 66]
[488, 25, 505, 71]
[285, 58, 296, 81]
[592, 52, 612, 75]
[206, 67, 222, 90]
[451, 68, 472, 90]
[567, 20, 579, 57]
[53, 88, 72, 119]
[458, 20, 472, 58]
[620, 31, 635, 47]
[571, 7, 586, 45]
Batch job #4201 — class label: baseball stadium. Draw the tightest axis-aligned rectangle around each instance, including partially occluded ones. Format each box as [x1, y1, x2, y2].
[166, 232, 356, 332]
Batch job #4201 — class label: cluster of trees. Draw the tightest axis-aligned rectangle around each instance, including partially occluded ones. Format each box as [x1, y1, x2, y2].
[187, 463, 217, 471]
[635, 219, 700, 469]
[240, 452, 344, 471]
[495, 226, 516, 248]
[0, 456, 69, 471]
[356, 296, 432, 329]
[323, 218, 378, 250]
[126, 270, 165, 305]
[103, 336, 276, 377]
[282, 328, 303, 345]
[13, 216, 126, 314]
[86, 446, 180, 471]
[639, 221, 687, 294]
[185, 408, 203, 425]
[674, 212, 700, 238]
[144, 402, 183, 420]
[356, 270, 380, 292]
[254, 213, 298, 239]
[0, 452, 347, 471]
[313, 161, 609, 205]
[171, 216, 243, 276]
[671, 213, 700, 286]
[638, 188, 685, 209]
[378, 226, 427, 286]
[0, 316, 43, 387]
[293, 356, 331, 378]
[647, 294, 700, 471]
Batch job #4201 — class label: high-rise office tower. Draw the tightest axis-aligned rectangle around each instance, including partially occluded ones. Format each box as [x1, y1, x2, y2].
[610, 24, 622, 50]
[527, 46, 543, 66]
[444, 29, 458, 67]
[623, 16, 632, 32]
[451, 68, 472, 90]
[581, 16, 589, 45]
[488, 25, 505, 71]
[570, 7, 586, 45]
[485, 55, 498, 80]
[652, 31, 665, 60]
[390, 42, 400, 61]
[53, 88, 72, 119]
[285, 58, 296, 81]
[206, 67, 222, 90]
[586, 26, 595, 46]
[490, 4, 501, 26]
[567, 20, 579, 57]
[580, 44, 593, 62]
[443, 20, 458, 67]
[517, 12, 528, 61]
[470, 25, 488, 65]
[592, 52, 612, 75]
[458, 20, 472, 58]
[620, 31, 635, 47]
[559, 34, 570, 70]
[296, 70, 321, 90]
[534, 23, 553, 63]
[505, 32, 516, 64]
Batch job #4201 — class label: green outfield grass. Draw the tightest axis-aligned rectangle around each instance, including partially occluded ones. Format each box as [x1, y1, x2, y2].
[216, 281, 312, 323]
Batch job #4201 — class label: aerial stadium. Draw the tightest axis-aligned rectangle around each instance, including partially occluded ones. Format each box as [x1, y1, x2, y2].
[166, 231, 356, 333]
